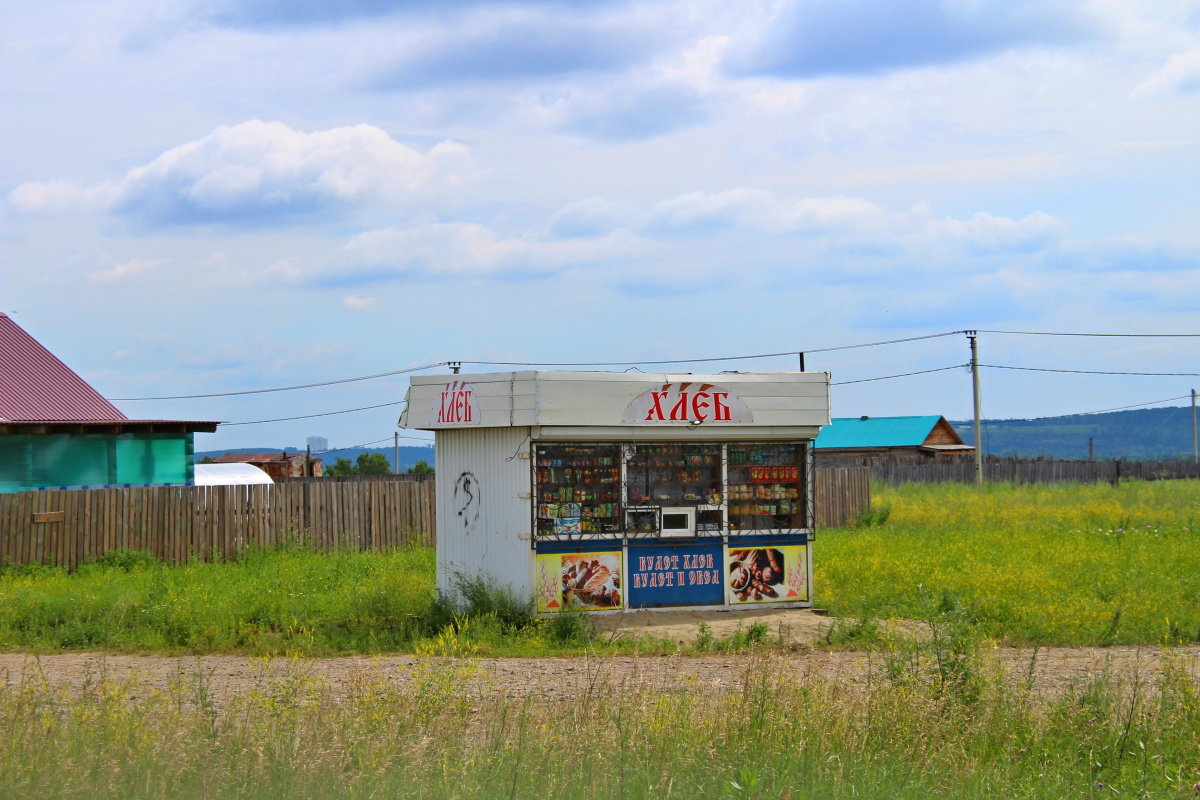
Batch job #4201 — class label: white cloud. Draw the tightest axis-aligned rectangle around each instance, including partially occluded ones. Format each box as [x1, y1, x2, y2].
[341, 295, 378, 311]
[921, 210, 1068, 254]
[646, 189, 891, 235]
[8, 180, 112, 214]
[844, 154, 1066, 186]
[89, 258, 163, 283]
[1133, 45, 1200, 97]
[642, 189, 1069, 267]
[9, 120, 475, 227]
[548, 196, 632, 238]
[328, 222, 640, 284]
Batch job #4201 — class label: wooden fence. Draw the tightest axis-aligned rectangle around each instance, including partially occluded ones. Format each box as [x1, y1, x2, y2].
[1, 468, 868, 568]
[815, 467, 871, 529]
[873, 457, 1200, 487]
[0, 479, 435, 569]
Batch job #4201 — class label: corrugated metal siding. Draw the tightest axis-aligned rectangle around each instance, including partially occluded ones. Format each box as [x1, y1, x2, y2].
[0, 313, 127, 422]
[435, 427, 534, 600]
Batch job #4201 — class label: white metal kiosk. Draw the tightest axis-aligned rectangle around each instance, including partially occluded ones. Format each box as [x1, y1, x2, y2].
[400, 371, 830, 613]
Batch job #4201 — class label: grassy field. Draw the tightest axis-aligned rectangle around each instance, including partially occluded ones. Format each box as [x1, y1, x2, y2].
[0, 479, 1198, 653]
[817, 480, 1200, 646]
[2, 651, 1198, 799]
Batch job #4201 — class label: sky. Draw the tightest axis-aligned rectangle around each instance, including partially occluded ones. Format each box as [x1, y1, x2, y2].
[3, 0, 1198, 456]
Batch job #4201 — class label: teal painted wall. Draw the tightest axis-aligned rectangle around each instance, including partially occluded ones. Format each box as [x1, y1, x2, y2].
[0, 432, 194, 492]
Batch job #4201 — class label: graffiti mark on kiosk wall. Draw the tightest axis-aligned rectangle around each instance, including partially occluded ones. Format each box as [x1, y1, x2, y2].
[621, 382, 754, 424]
[454, 472, 481, 534]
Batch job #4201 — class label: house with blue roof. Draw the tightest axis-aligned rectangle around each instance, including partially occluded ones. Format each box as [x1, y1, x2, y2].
[813, 415, 974, 465]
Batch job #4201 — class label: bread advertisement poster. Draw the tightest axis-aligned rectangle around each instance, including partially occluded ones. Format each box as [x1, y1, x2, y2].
[726, 545, 808, 604]
[536, 552, 623, 612]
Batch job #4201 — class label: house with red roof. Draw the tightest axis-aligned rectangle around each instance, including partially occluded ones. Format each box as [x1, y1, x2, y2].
[0, 313, 219, 492]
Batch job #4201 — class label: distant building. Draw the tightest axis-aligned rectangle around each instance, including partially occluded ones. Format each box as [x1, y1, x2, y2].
[212, 452, 323, 479]
[0, 313, 219, 492]
[306, 435, 329, 452]
[813, 415, 974, 466]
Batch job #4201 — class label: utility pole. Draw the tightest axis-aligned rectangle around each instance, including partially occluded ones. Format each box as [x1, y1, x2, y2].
[1192, 388, 1197, 465]
[394, 431, 400, 475]
[1088, 437, 1094, 462]
[968, 331, 983, 488]
[798, 352, 806, 371]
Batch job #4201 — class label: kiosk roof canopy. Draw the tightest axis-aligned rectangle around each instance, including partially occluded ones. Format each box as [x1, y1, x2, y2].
[400, 370, 830, 437]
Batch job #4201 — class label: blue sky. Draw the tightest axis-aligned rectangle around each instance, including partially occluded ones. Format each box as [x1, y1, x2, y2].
[3, 0, 1198, 454]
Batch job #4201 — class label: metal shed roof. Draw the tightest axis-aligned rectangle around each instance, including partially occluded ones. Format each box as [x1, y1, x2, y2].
[813, 416, 947, 449]
[0, 313, 126, 421]
[0, 313, 219, 431]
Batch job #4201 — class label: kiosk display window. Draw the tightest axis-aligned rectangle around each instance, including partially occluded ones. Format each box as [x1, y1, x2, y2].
[534, 441, 808, 542]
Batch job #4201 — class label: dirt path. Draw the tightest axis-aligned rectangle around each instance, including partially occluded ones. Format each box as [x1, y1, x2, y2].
[2, 608, 1196, 704]
[1, 646, 1195, 705]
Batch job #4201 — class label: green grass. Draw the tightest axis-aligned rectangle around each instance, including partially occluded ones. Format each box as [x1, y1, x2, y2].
[0, 546, 668, 657]
[0, 546, 439, 654]
[817, 479, 1200, 646]
[3, 479, 1200, 654]
[2, 650, 1198, 799]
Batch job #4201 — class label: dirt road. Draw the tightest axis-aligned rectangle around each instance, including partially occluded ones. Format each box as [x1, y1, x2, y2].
[1, 608, 1195, 704]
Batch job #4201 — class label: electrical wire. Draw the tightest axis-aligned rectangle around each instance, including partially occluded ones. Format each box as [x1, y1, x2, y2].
[221, 362, 971, 426]
[954, 394, 1193, 426]
[312, 437, 393, 455]
[112, 362, 448, 400]
[832, 364, 968, 385]
[460, 331, 966, 368]
[981, 364, 1200, 377]
[98, 329, 1200, 402]
[979, 330, 1200, 338]
[312, 435, 432, 456]
[1126, 405, 1183, 441]
[223, 400, 407, 426]
[1067, 394, 1193, 416]
[109, 333, 966, 402]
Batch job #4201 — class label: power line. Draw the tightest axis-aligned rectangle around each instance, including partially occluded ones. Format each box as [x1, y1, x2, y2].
[111, 333, 966, 401]
[312, 435, 432, 456]
[223, 400, 407, 426]
[981, 364, 1200, 377]
[957, 393, 1193, 425]
[112, 362, 448, 400]
[1127, 405, 1183, 442]
[461, 331, 966, 368]
[832, 364, 967, 385]
[979, 330, 1200, 338]
[312, 437, 393, 455]
[1075, 394, 1193, 415]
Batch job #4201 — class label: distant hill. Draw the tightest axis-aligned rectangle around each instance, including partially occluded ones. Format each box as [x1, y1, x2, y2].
[196, 445, 435, 472]
[951, 405, 1197, 461]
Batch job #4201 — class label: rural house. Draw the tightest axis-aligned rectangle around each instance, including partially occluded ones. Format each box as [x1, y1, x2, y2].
[211, 452, 323, 479]
[0, 313, 219, 492]
[813, 415, 974, 466]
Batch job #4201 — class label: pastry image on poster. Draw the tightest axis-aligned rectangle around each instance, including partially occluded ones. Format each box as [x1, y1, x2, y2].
[726, 546, 807, 604]
[536, 552, 623, 612]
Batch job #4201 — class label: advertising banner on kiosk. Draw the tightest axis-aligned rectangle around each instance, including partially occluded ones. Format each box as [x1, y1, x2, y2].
[536, 551, 623, 613]
[627, 543, 725, 608]
[726, 545, 808, 605]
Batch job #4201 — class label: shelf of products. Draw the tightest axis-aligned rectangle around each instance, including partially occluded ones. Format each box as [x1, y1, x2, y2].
[534, 441, 808, 539]
[624, 443, 723, 507]
[726, 443, 806, 532]
[535, 444, 623, 536]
